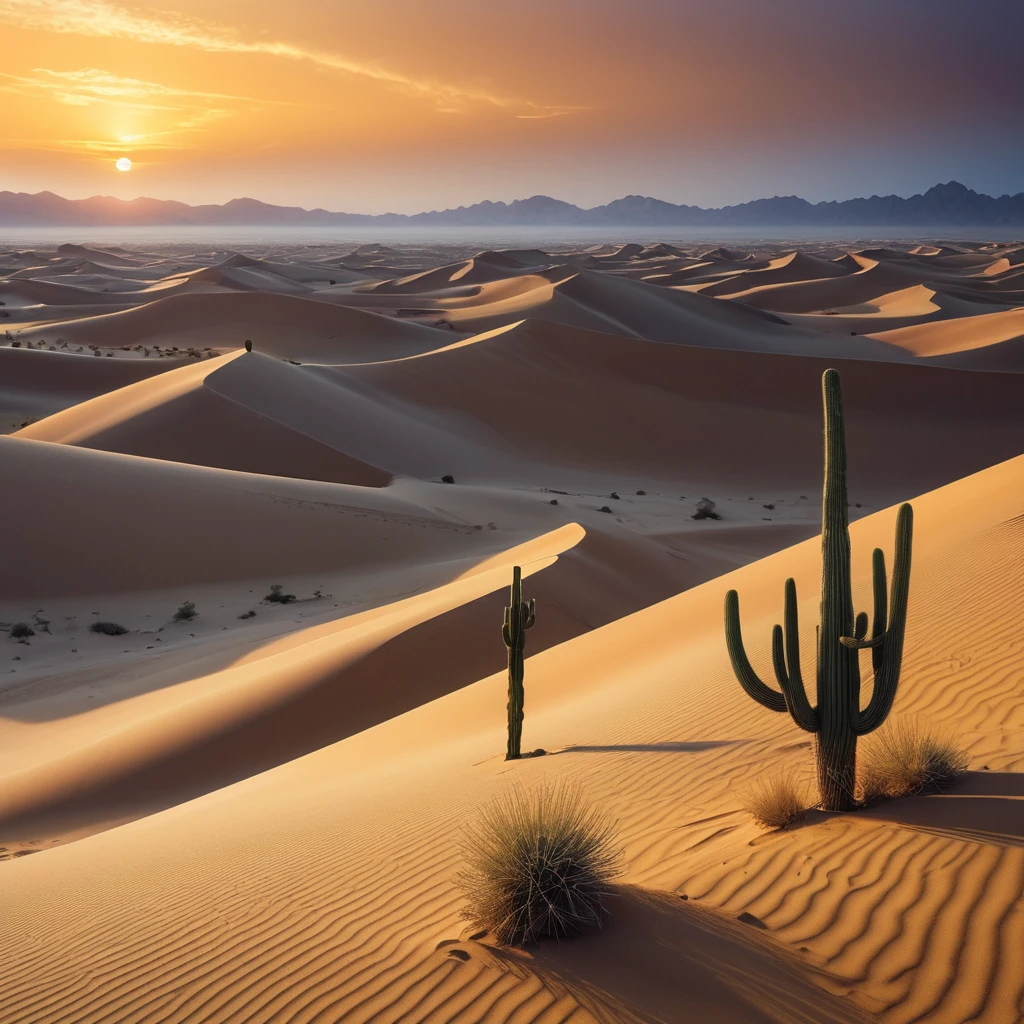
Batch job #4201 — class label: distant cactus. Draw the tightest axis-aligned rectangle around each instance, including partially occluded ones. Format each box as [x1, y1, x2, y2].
[244, 339, 252, 352]
[503, 566, 536, 760]
[724, 369, 913, 812]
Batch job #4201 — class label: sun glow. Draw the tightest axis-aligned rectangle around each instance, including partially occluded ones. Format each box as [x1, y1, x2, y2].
[115, 156, 132, 171]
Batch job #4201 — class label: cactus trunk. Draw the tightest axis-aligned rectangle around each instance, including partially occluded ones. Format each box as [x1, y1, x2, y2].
[725, 369, 914, 813]
[816, 367, 861, 811]
[506, 644, 525, 760]
[503, 566, 535, 760]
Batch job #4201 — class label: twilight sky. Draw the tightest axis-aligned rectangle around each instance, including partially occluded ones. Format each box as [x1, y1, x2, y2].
[2, 0, 1023, 213]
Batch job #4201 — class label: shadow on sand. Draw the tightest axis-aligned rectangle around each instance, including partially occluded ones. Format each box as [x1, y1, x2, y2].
[556, 740, 741, 754]
[852, 771, 1024, 848]
[446, 886, 872, 1024]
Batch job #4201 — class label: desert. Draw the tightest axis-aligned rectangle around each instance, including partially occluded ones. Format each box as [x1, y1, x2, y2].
[0, 230, 1022, 1022]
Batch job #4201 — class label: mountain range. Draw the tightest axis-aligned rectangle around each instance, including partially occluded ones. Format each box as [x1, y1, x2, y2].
[2, 181, 1023, 228]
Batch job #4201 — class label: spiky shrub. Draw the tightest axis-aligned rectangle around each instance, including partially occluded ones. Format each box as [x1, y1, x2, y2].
[743, 774, 808, 830]
[173, 601, 197, 622]
[725, 369, 914, 812]
[8, 623, 34, 640]
[90, 621, 128, 636]
[458, 784, 621, 945]
[265, 585, 296, 605]
[503, 566, 535, 760]
[859, 721, 968, 802]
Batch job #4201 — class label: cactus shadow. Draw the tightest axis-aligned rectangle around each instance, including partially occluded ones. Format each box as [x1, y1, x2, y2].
[851, 771, 1024, 848]
[556, 741, 741, 754]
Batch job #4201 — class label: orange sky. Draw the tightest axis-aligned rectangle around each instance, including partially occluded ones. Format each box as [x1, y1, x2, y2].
[2, 0, 1022, 212]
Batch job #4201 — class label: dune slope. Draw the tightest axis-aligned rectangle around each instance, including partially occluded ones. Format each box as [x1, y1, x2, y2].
[0, 456, 1019, 1023]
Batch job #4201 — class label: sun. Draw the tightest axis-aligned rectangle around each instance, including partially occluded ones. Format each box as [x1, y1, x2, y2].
[115, 157, 132, 172]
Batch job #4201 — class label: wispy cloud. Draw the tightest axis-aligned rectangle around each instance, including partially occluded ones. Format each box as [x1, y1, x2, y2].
[0, 67, 261, 110]
[0, 0, 583, 117]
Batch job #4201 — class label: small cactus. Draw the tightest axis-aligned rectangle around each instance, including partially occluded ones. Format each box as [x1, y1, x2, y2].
[503, 566, 536, 760]
[244, 339, 252, 352]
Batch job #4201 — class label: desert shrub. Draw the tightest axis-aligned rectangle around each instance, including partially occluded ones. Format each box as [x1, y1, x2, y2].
[238, 610, 256, 619]
[457, 784, 621, 945]
[90, 621, 128, 636]
[264, 585, 296, 604]
[692, 497, 721, 520]
[8, 622, 35, 640]
[743, 774, 808, 830]
[859, 721, 968, 801]
[173, 601, 197, 622]
[441, 474, 455, 484]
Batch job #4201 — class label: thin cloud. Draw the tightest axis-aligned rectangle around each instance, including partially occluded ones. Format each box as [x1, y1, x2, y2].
[0, 67, 266, 110]
[0, 0, 582, 117]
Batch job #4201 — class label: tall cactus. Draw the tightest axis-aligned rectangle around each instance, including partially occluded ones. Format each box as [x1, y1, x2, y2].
[724, 369, 913, 811]
[503, 565, 536, 760]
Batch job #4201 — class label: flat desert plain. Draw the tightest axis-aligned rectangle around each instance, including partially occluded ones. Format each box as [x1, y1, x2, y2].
[1, 237, 1022, 1023]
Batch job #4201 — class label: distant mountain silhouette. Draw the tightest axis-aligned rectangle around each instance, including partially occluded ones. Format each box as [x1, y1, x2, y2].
[2, 181, 1023, 228]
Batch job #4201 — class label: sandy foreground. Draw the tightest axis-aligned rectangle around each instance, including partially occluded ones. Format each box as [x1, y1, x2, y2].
[0, 237, 1022, 1023]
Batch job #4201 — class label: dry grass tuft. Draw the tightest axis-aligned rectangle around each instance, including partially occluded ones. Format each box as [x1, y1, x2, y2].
[743, 773, 809, 830]
[457, 783, 621, 945]
[859, 720, 969, 802]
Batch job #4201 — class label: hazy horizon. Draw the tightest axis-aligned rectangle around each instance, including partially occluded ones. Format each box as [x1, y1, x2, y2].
[5, 224, 1024, 250]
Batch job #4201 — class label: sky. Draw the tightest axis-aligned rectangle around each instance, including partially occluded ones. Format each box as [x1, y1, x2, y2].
[2, 0, 1023, 214]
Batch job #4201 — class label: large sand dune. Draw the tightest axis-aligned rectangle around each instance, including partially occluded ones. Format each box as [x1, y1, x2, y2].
[1, 237, 1022, 1023]
[0, 455, 1019, 1023]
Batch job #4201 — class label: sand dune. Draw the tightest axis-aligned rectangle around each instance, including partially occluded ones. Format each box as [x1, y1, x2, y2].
[2, 237, 1022, 1024]
[336, 318, 1024, 489]
[0, 344, 191, 432]
[371, 256, 529, 294]
[1, 453, 1018, 1022]
[15, 351, 395, 484]
[697, 251, 854, 297]
[870, 306, 1024, 371]
[429, 269, 906, 358]
[12, 290, 455, 363]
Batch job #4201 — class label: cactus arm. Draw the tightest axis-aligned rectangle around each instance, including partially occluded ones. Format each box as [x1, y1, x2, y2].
[776, 578, 819, 731]
[855, 504, 913, 735]
[725, 590, 788, 713]
[869, 547, 888, 675]
[502, 607, 513, 648]
[524, 598, 536, 630]
[771, 623, 787, 688]
[840, 633, 885, 650]
[841, 550, 889, 648]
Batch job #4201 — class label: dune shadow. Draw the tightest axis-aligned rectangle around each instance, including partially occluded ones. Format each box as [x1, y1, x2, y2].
[854, 772, 1024, 848]
[557, 740, 740, 754]
[471, 886, 872, 1024]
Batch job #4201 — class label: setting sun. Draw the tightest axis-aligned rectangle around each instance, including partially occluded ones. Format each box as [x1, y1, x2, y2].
[115, 157, 132, 172]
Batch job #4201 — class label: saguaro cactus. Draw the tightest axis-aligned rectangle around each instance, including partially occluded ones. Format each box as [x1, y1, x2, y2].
[724, 368, 913, 812]
[503, 565, 536, 760]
